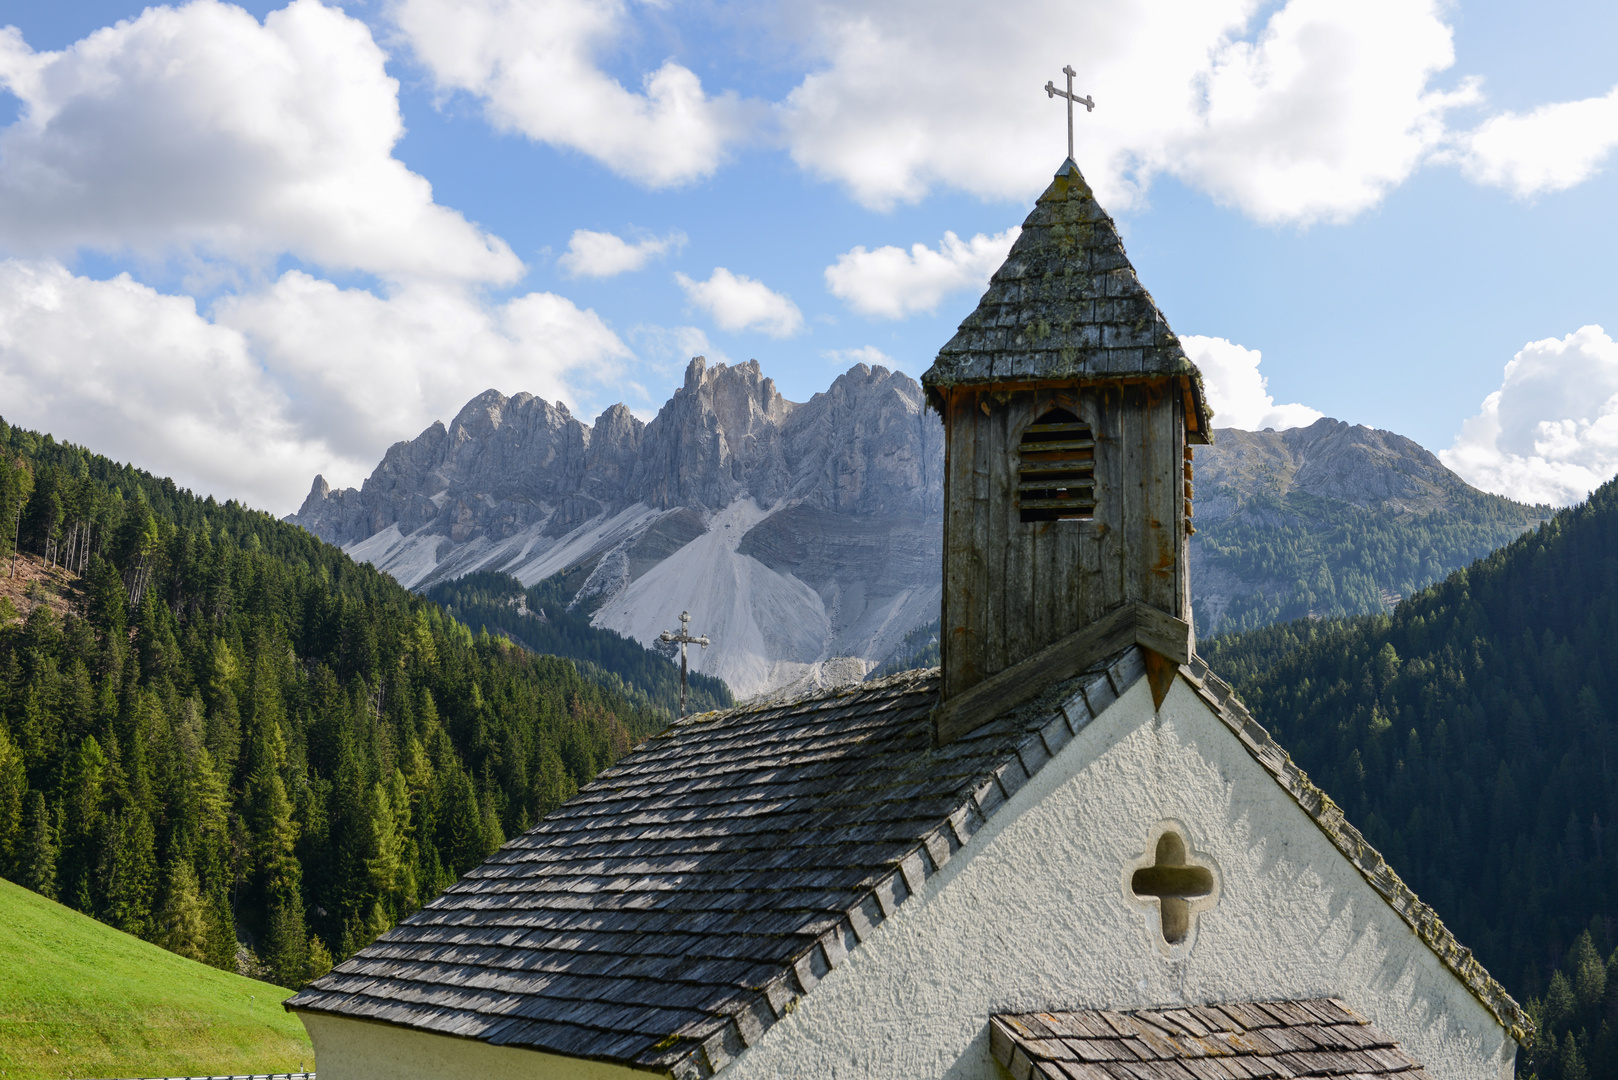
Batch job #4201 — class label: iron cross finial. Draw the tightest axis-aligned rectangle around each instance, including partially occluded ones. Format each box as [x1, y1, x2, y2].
[1044, 64, 1095, 161]
[660, 610, 710, 720]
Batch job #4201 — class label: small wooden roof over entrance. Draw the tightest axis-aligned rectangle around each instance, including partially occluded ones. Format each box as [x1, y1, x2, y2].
[991, 998, 1430, 1079]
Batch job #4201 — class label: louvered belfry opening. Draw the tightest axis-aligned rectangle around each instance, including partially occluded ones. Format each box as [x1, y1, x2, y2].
[1017, 408, 1095, 522]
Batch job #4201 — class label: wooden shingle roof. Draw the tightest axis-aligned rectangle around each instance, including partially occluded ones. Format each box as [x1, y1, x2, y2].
[287, 641, 1529, 1074]
[287, 650, 1151, 1079]
[920, 158, 1212, 438]
[990, 998, 1430, 1079]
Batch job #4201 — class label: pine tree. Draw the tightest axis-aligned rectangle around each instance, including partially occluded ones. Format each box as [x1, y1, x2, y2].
[100, 807, 158, 938]
[1547, 971, 1577, 1036]
[364, 769, 418, 921]
[1561, 1030, 1589, 1080]
[263, 895, 308, 990]
[1573, 931, 1607, 1014]
[18, 790, 58, 899]
[305, 935, 334, 985]
[156, 859, 211, 963]
[58, 735, 107, 909]
[438, 765, 484, 878]
[479, 787, 505, 858]
[88, 556, 126, 643]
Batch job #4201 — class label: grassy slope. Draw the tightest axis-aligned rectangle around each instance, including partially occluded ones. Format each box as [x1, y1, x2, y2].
[0, 879, 312, 1080]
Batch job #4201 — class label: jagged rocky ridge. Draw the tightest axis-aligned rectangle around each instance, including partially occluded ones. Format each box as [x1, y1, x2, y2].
[291, 361, 1539, 697]
[291, 359, 943, 700]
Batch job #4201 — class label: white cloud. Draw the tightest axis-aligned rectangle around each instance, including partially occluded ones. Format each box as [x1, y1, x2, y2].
[0, 0, 520, 282]
[0, 260, 632, 514]
[823, 345, 894, 369]
[779, 0, 1473, 223]
[1181, 335, 1323, 431]
[1441, 326, 1618, 506]
[0, 261, 327, 510]
[675, 268, 804, 338]
[558, 228, 685, 278]
[390, 0, 757, 188]
[825, 228, 1019, 319]
[1453, 85, 1618, 198]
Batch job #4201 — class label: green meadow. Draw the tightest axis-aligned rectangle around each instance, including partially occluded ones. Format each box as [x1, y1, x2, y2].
[0, 878, 312, 1080]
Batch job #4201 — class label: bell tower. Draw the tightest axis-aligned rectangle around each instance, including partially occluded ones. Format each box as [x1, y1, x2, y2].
[922, 159, 1212, 742]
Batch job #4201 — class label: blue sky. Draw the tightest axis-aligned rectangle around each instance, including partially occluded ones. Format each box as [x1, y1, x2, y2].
[0, 0, 1615, 513]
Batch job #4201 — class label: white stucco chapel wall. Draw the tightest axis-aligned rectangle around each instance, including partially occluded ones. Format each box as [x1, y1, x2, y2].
[298, 1010, 650, 1080]
[720, 676, 1515, 1080]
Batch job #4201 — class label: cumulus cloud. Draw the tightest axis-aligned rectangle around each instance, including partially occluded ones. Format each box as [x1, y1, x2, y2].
[825, 228, 1019, 319]
[0, 1, 519, 282]
[1452, 85, 1618, 198]
[558, 229, 685, 278]
[0, 261, 328, 510]
[823, 345, 895, 369]
[675, 268, 804, 338]
[390, 0, 757, 188]
[0, 260, 632, 513]
[1441, 326, 1618, 506]
[218, 273, 632, 472]
[780, 0, 1473, 222]
[1181, 335, 1323, 431]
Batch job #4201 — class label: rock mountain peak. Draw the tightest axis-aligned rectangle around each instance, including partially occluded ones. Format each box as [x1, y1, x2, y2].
[290, 363, 1519, 697]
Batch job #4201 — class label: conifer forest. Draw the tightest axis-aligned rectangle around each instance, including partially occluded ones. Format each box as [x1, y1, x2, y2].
[9, 411, 1618, 1080]
[1205, 474, 1618, 1080]
[0, 418, 663, 991]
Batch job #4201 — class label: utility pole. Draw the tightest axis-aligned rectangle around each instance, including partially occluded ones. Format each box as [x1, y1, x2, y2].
[659, 611, 709, 720]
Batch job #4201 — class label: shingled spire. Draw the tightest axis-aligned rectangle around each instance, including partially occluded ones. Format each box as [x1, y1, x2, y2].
[924, 158, 1212, 433]
[924, 159, 1207, 735]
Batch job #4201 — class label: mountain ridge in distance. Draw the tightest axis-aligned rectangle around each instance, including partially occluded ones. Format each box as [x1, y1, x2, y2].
[289, 359, 1544, 696]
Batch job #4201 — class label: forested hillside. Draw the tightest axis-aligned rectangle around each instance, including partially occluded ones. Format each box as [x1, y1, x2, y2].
[422, 570, 731, 715]
[0, 418, 663, 992]
[1203, 474, 1618, 1078]
[1190, 420, 1546, 636]
[1192, 488, 1546, 635]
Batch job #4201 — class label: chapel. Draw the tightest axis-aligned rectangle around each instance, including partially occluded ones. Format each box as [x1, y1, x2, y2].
[285, 158, 1530, 1080]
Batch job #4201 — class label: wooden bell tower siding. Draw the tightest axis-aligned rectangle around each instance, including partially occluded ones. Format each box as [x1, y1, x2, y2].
[923, 158, 1213, 716]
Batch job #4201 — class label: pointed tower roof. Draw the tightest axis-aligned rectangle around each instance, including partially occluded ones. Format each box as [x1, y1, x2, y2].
[922, 159, 1212, 441]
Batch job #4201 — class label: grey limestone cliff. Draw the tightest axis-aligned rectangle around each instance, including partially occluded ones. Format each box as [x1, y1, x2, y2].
[291, 358, 943, 700]
[291, 367, 1537, 695]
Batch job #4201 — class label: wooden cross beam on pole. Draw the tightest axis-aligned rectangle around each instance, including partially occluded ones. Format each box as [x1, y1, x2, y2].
[1045, 64, 1094, 161]
[659, 610, 709, 719]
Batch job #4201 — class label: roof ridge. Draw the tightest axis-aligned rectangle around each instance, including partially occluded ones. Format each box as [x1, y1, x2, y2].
[660, 668, 940, 731]
[1180, 655, 1531, 1045]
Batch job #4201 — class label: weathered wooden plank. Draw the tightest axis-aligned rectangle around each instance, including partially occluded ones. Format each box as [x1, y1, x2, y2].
[932, 604, 1131, 744]
[1076, 390, 1104, 630]
[999, 393, 1030, 668]
[942, 390, 983, 698]
[1145, 383, 1179, 615]
[1094, 385, 1124, 622]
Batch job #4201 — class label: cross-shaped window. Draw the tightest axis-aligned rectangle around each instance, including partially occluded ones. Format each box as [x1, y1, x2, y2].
[1130, 830, 1216, 946]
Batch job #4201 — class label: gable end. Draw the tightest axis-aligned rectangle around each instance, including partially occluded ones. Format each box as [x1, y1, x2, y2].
[1183, 656, 1530, 1045]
